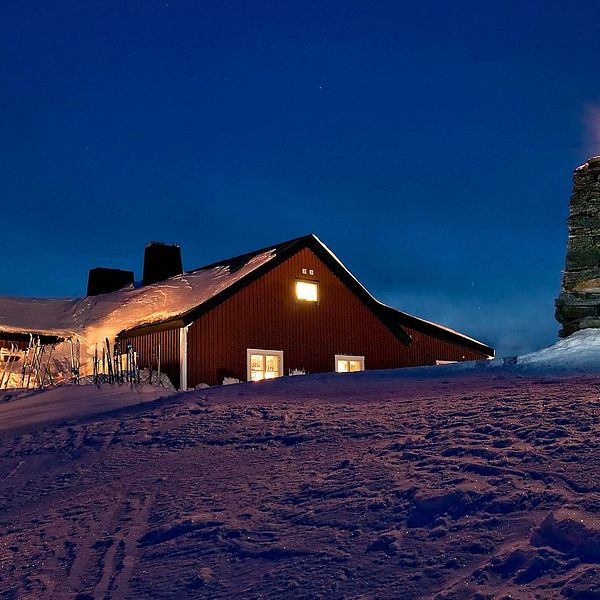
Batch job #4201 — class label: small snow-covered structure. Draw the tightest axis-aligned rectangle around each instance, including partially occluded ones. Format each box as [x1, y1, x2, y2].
[0, 235, 494, 388]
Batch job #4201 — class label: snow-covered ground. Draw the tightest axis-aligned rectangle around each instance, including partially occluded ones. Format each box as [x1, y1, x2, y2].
[421, 327, 600, 375]
[2, 332, 600, 598]
[0, 383, 176, 436]
[0, 327, 598, 433]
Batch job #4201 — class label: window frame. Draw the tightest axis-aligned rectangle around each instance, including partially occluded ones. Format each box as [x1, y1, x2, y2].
[335, 354, 365, 373]
[247, 348, 284, 382]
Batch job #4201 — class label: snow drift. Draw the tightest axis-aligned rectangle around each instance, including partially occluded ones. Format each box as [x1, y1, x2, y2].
[514, 328, 600, 373]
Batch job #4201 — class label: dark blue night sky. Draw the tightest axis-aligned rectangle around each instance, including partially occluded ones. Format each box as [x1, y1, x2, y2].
[2, 1, 600, 357]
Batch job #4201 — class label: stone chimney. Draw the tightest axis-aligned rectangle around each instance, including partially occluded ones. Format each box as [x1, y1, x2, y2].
[555, 156, 600, 336]
[142, 242, 183, 286]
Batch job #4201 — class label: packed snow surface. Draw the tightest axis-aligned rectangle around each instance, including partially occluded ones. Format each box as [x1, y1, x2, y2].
[2, 368, 600, 599]
[0, 383, 176, 435]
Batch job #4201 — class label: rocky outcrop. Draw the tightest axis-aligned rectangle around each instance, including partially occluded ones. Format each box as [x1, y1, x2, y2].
[556, 156, 600, 336]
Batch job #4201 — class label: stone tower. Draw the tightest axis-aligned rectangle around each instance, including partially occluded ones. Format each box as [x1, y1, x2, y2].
[556, 156, 600, 336]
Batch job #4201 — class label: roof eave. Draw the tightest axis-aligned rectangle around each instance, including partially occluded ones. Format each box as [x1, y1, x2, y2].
[379, 305, 494, 357]
[117, 233, 413, 346]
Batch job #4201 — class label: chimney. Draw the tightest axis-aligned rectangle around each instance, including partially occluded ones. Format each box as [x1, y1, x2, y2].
[555, 156, 600, 336]
[87, 267, 134, 296]
[142, 241, 183, 286]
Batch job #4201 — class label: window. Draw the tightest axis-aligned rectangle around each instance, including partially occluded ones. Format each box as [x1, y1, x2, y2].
[295, 280, 318, 302]
[335, 355, 365, 373]
[247, 349, 283, 381]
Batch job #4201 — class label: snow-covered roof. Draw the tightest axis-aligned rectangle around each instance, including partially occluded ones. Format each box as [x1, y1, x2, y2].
[0, 249, 277, 346]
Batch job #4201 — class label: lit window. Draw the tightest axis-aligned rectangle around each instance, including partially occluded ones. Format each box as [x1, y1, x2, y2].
[296, 280, 318, 302]
[335, 355, 365, 373]
[247, 349, 283, 381]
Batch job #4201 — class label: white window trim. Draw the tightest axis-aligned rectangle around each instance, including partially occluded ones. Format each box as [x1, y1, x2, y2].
[179, 325, 189, 391]
[335, 354, 365, 372]
[247, 348, 284, 381]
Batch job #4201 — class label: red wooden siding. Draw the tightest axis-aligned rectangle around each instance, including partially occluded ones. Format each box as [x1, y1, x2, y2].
[187, 247, 489, 387]
[400, 326, 487, 365]
[120, 327, 181, 389]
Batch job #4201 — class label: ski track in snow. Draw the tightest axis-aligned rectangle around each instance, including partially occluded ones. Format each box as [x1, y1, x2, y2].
[2, 370, 600, 598]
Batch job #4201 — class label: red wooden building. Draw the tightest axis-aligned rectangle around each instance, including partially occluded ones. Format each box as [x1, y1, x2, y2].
[119, 234, 494, 388]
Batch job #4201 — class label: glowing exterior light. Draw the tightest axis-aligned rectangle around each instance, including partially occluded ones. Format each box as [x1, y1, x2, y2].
[296, 280, 318, 302]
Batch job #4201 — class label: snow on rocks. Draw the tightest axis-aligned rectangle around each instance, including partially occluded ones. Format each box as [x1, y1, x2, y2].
[516, 328, 600, 372]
